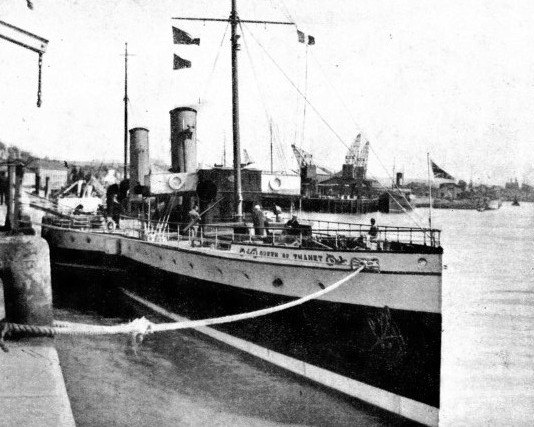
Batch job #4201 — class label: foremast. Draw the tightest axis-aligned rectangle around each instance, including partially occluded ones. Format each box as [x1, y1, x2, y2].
[230, 0, 243, 221]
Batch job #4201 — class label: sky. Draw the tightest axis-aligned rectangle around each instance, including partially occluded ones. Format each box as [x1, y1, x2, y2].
[1, 0, 534, 185]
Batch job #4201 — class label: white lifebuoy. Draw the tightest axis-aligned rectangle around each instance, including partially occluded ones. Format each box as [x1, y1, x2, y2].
[168, 175, 184, 191]
[106, 219, 116, 233]
[269, 177, 282, 190]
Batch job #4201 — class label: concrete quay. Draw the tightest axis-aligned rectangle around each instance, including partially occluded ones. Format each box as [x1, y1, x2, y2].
[1, 205, 75, 427]
[0, 337, 76, 427]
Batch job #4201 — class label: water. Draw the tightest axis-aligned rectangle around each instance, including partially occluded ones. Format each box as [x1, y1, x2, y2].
[53, 202, 534, 426]
[308, 203, 534, 426]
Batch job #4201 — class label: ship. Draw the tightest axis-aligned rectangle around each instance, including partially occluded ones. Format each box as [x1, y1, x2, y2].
[39, 2, 443, 425]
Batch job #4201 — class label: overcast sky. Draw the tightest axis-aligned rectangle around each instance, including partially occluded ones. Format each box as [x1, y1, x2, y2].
[1, 0, 533, 185]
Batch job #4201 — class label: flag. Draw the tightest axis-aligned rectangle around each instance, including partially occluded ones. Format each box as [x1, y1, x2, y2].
[307, 35, 315, 45]
[172, 26, 200, 45]
[431, 160, 455, 180]
[173, 54, 191, 70]
[297, 30, 305, 43]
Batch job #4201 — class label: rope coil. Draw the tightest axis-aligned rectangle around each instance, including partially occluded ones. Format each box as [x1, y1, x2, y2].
[0, 266, 364, 352]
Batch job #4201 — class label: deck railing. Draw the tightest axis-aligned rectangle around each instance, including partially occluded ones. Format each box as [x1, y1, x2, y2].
[43, 213, 441, 249]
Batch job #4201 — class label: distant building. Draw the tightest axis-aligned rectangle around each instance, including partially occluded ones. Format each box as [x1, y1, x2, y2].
[29, 159, 68, 191]
[505, 178, 520, 191]
[438, 182, 462, 200]
[317, 176, 377, 199]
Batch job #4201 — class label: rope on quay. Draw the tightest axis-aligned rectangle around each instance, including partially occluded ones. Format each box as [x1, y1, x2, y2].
[0, 266, 364, 352]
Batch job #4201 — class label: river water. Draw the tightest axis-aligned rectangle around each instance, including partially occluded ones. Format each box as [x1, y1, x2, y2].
[52, 202, 534, 426]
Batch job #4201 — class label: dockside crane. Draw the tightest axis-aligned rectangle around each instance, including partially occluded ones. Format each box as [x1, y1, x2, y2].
[357, 140, 370, 177]
[343, 133, 369, 178]
[0, 19, 48, 230]
[291, 144, 333, 174]
[345, 133, 361, 165]
[291, 144, 314, 168]
[0, 19, 48, 107]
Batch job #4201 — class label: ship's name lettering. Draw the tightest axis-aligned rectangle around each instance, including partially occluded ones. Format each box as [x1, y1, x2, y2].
[239, 247, 324, 262]
[240, 248, 280, 258]
[259, 250, 279, 258]
[293, 253, 323, 262]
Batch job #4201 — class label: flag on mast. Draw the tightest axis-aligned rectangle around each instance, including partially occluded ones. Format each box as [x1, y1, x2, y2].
[431, 160, 455, 180]
[173, 54, 191, 70]
[172, 27, 200, 45]
[297, 29, 315, 45]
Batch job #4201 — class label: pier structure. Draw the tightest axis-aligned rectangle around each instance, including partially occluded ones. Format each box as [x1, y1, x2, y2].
[1, 206, 75, 426]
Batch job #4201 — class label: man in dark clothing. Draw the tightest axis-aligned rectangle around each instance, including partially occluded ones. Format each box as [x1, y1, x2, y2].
[285, 214, 300, 229]
[0, 171, 7, 205]
[285, 214, 301, 236]
[252, 205, 265, 236]
[110, 194, 121, 228]
[368, 218, 378, 241]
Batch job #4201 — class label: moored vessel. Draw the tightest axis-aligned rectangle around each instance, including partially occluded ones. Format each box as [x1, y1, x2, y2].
[40, 2, 443, 425]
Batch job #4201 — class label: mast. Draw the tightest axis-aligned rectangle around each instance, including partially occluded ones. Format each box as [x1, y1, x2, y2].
[223, 132, 227, 167]
[171, 6, 293, 221]
[231, 0, 243, 221]
[427, 152, 433, 230]
[270, 120, 273, 173]
[124, 42, 129, 180]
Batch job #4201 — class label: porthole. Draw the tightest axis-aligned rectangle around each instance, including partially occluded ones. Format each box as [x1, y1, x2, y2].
[86, 237, 91, 243]
[418, 258, 428, 267]
[172, 259, 177, 264]
[216, 267, 223, 275]
[243, 273, 250, 279]
[70, 236, 75, 242]
[273, 278, 283, 288]
[189, 263, 194, 269]
[318, 282, 325, 290]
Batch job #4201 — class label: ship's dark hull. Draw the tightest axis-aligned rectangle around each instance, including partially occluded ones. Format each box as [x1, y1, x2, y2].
[50, 246, 441, 411]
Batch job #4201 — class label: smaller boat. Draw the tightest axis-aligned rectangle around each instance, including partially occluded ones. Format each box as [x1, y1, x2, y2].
[477, 198, 502, 211]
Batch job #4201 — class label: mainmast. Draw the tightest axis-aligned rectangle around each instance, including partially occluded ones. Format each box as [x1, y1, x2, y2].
[172, 4, 293, 222]
[230, 0, 243, 221]
[123, 42, 129, 180]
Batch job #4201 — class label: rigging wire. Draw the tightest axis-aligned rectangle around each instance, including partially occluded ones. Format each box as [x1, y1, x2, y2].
[198, 22, 230, 104]
[300, 44, 309, 147]
[245, 29, 348, 149]
[271, 0, 295, 23]
[239, 23, 290, 173]
[307, 49, 428, 225]
[245, 27, 430, 231]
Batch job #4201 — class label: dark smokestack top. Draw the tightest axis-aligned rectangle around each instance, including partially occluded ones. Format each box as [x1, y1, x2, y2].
[170, 107, 197, 115]
[129, 127, 149, 133]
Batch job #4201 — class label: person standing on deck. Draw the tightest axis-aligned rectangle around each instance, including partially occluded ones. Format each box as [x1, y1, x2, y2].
[273, 205, 282, 222]
[188, 204, 201, 237]
[252, 205, 265, 236]
[111, 194, 121, 228]
[0, 171, 7, 205]
[368, 218, 379, 241]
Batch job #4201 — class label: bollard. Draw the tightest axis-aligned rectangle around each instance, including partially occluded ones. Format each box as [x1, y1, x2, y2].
[0, 235, 53, 326]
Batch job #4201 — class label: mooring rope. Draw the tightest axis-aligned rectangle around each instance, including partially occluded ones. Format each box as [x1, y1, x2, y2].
[0, 266, 364, 352]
